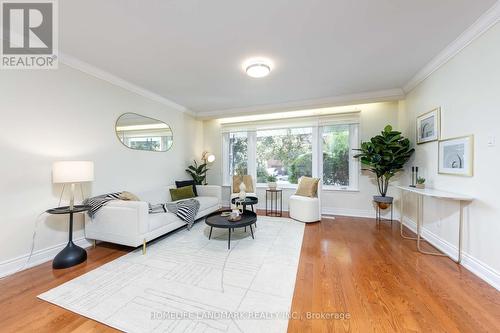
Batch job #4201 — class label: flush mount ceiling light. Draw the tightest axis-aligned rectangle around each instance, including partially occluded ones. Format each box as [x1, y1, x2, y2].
[243, 58, 273, 78]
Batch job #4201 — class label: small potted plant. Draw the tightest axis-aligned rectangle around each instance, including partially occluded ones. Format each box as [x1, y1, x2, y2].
[416, 177, 426, 189]
[267, 175, 277, 189]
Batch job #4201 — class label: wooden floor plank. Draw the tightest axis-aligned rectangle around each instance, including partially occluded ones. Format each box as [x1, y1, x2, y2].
[0, 215, 499, 332]
[288, 216, 500, 332]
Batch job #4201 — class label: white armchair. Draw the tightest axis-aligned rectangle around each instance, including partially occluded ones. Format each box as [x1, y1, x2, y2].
[289, 180, 321, 223]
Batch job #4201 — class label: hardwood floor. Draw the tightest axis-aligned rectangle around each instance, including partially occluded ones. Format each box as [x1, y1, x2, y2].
[1, 215, 499, 332]
[288, 216, 500, 333]
[0, 242, 126, 332]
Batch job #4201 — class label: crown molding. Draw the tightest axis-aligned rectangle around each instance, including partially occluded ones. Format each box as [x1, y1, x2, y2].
[195, 88, 405, 119]
[403, 1, 500, 93]
[59, 53, 190, 114]
[5, 2, 500, 117]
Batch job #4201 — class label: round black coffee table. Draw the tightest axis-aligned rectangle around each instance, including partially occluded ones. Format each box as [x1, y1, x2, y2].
[205, 209, 257, 249]
[46, 205, 91, 269]
[230, 196, 258, 212]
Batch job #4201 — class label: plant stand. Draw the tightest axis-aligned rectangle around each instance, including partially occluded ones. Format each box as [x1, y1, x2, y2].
[266, 189, 283, 217]
[373, 196, 393, 227]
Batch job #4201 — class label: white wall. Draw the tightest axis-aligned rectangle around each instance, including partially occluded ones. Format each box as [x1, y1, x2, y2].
[3, 22, 498, 290]
[402, 22, 500, 288]
[203, 102, 404, 217]
[0, 64, 203, 276]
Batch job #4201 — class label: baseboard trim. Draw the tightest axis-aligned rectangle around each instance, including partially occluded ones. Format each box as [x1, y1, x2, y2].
[0, 237, 93, 279]
[322, 207, 400, 220]
[402, 217, 500, 291]
[223, 202, 401, 221]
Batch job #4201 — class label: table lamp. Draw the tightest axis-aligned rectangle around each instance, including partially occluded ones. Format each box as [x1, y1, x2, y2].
[53, 161, 94, 210]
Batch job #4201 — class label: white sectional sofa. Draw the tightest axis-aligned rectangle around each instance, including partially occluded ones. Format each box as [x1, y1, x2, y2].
[84, 185, 221, 252]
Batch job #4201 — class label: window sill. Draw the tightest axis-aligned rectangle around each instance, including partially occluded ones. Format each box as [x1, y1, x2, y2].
[257, 184, 360, 192]
[322, 187, 359, 192]
[223, 184, 359, 192]
[256, 184, 297, 190]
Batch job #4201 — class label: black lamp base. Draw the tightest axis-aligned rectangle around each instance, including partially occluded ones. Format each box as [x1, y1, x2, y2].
[52, 242, 87, 269]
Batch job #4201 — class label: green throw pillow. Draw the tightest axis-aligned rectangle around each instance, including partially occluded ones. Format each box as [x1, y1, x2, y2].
[170, 185, 195, 201]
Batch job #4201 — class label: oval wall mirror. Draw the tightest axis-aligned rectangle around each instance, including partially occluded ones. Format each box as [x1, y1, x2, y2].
[115, 113, 173, 152]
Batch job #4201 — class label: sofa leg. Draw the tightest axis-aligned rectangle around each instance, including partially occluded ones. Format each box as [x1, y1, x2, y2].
[92, 240, 96, 249]
[142, 239, 147, 255]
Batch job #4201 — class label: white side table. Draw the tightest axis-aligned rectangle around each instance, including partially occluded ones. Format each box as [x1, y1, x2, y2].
[398, 186, 474, 263]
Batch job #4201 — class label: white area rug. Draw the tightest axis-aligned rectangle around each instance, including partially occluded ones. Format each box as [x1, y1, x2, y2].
[39, 216, 305, 333]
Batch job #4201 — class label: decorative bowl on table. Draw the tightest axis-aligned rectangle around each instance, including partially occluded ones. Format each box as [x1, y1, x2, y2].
[228, 215, 242, 222]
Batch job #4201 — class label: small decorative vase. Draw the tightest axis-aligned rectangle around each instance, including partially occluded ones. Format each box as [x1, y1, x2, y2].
[239, 181, 247, 200]
[268, 182, 277, 189]
[416, 183, 425, 189]
[237, 201, 244, 214]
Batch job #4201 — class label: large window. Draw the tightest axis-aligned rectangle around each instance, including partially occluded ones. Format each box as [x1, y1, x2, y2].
[322, 125, 350, 186]
[256, 128, 313, 185]
[228, 132, 248, 176]
[223, 118, 359, 190]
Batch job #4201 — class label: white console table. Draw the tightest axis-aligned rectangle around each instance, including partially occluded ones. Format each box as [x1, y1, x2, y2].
[397, 186, 474, 263]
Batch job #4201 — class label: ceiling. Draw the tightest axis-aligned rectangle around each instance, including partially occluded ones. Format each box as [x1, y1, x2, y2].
[60, 0, 497, 115]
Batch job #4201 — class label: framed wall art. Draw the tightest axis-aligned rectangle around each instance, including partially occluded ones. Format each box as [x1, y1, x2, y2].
[417, 107, 441, 144]
[438, 135, 474, 176]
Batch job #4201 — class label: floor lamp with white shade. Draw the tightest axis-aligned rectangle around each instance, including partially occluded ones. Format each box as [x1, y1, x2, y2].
[201, 151, 215, 185]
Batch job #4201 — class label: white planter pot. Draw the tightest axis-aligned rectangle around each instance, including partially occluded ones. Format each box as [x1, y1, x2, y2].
[268, 182, 277, 189]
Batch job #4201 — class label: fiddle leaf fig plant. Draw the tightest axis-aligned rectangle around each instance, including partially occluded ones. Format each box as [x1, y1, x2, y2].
[353, 125, 414, 197]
